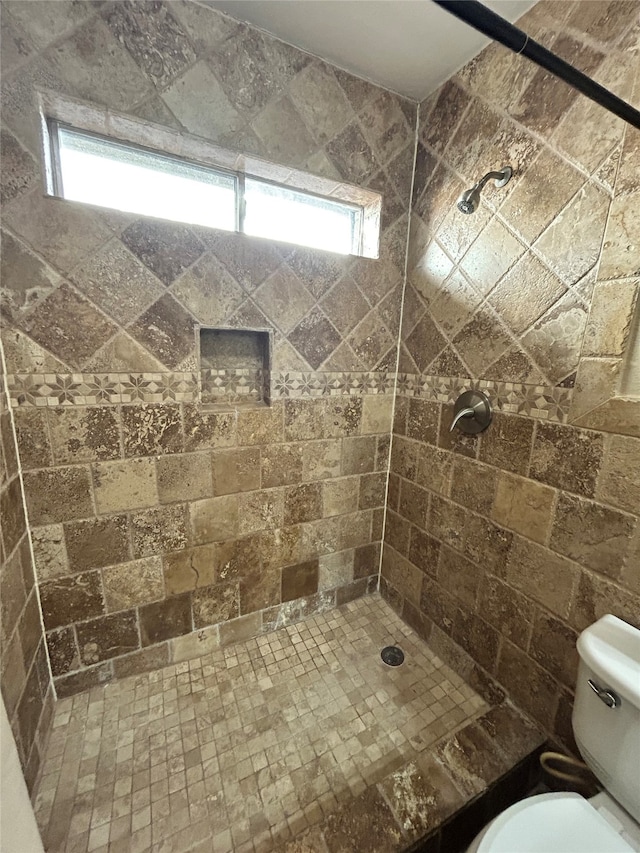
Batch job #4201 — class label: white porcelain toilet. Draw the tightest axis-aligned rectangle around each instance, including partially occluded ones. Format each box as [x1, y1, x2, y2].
[468, 614, 640, 852]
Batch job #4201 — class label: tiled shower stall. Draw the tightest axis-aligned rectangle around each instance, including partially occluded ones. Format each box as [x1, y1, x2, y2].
[1, 0, 639, 850]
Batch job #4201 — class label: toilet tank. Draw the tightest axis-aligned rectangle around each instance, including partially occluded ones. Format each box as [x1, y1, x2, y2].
[573, 615, 640, 824]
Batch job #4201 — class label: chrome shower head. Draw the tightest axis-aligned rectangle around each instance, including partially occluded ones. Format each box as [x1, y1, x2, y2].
[457, 166, 512, 214]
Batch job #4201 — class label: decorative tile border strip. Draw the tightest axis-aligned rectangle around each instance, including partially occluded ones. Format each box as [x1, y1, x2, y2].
[6, 370, 397, 407]
[201, 368, 266, 405]
[271, 371, 396, 398]
[396, 374, 573, 423]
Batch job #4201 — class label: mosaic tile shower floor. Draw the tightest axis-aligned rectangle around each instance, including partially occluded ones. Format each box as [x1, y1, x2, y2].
[33, 595, 488, 853]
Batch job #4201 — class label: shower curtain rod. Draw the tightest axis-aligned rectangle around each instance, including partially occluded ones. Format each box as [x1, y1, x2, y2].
[432, 0, 640, 130]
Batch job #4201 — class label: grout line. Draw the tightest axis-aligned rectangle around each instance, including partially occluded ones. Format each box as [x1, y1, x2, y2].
[377, 101, 422, 592]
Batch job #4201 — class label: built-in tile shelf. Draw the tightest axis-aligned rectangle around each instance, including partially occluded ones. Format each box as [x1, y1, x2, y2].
[199, 327, 271, 408]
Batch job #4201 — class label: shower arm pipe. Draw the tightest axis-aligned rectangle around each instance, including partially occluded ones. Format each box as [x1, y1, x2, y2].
[431, 0, 640, 131]
[474, 170, 506, 191]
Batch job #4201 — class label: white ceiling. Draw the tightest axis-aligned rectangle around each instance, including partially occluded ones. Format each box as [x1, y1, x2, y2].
[209, 0, 537, 100]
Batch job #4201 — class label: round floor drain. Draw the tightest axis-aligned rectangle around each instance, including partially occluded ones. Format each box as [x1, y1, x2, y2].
[381, 646, 405, 666]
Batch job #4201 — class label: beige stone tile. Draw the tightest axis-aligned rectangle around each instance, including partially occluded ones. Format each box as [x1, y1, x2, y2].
[581, 280, 639, 357]
[596, 434, 640, 514]
[360, 396, 394, 435]
[31, 524, 69, 581]
[211, 447, 260, 496]
[492, 472, 555, 545]
[506, 535, 580, 619]
[189, 496, 239, 545]
[157, 453, 213, 504]
[549, 493, 636, 580]
[301, 440, 342, 481]
[102, 557, 164, 612]
[163, 544, 216, 596]
[93, 459, 158, 514]
[322, 477, 360, 518]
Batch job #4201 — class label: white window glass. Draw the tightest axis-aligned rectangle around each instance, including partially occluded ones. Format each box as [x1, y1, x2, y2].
[50, 123, 367, 255]
[56, 126, 237, 231]
[244, 179, 361, 255]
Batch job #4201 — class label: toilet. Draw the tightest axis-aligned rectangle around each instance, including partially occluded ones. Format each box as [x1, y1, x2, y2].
[468, 614, 640, 852]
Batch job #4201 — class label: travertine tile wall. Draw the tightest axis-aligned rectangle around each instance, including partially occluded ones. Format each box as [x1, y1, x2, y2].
[0, 356, 54, 790]
[383, 0, 640, 746]
[1, 1, 415, 697]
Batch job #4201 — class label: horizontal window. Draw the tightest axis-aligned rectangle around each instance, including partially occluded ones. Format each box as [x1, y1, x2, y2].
[48, 121, 368, 256]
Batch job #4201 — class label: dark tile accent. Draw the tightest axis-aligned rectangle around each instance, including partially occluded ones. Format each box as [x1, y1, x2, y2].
[530, 422, 604, 497]
[478, 412, 534, 476]
[40, 571, 105, 630]
[131, 504, 188, 558]
[354, 542, 381, 579]
[1, 544, 27, 646]
[16, 663, 44, 762]
[139, 594, 192, 646]
[325, 120, 378, 185]
[214, 535, 262, 582]
[335, 577, 369, 605]
[113, 643, 170, 679]
[18, 283, 118, 369]
[284, 483, 323, 525]
[239, 567, 280, 614]
[550, 493, 636, 579]
[399, 480, 430, 529]
[0, 128, 38, 205]
[54, 662, 113, 699]
[359, 472, 387, 509]
[48, 407, 121, 464]
[122, 403, 183, 457]
[529, 611, 579, 689]
[13, 408, 52, 469]
[409, 527, 440, 577]
[323, 785, 404, 852]
[76, 610, 139, 665]
[281, 560, 319, 602]
[22, 467, 93, 526]
[406, 315, 447, 374]
[121, 219, 204, 285]
[384, 509, 411, 556]
[477, 575, 534, 650]
[128, 293, 196, 368]
[192, 581, 240, 627]
[46, 626, 80, 677]
[407, 399, 440, 445]
[288, 308, 342, 370]
[63, 515, 130, 572]
[421, 81, 472, 154]
[102, 1, 196, 88]
[284, 400, 326, 441]
[18, 591, 43, 671]
[261, 443, 304, 487]
[437, 544, 481, 609]
[323, 398, 363, 438]
[1, 477, 27, 555]
[497, 640, 559, 731]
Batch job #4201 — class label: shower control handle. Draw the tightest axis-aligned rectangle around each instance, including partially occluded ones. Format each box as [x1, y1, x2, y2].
[449, 390, 492, 435]
[449, 407, 476, 431]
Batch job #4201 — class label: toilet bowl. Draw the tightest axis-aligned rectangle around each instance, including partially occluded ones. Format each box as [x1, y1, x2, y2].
[467, 615, 640, 852]
[467, 792, 640, 852]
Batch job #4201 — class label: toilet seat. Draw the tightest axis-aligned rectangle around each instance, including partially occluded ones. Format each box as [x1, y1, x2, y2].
[476, 792, 636, 852]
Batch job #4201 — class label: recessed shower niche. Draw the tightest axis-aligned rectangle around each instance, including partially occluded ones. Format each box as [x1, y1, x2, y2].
[198, 327, 271, 407]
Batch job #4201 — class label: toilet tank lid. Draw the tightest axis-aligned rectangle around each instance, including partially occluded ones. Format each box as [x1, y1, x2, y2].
[577, 615, 640, 707]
